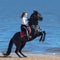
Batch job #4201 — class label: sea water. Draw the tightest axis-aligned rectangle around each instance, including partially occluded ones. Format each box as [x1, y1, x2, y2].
[0, 0, 60, 54]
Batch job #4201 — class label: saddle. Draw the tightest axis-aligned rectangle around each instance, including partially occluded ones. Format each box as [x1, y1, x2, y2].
[20, 26, 31, 38]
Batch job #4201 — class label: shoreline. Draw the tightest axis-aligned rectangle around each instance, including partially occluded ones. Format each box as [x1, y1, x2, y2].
[0, 54, 60, 60]
[0, 52, 60, 60]
[1, 51, 60, 56]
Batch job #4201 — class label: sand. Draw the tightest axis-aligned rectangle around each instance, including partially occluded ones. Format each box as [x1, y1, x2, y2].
[0, 54, 60, 60]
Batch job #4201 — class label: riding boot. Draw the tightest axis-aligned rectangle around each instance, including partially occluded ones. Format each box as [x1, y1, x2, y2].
[26, 30, 32, 40]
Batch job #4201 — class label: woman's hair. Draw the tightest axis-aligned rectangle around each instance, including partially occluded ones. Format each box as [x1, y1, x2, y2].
[21, 12, 26, 18]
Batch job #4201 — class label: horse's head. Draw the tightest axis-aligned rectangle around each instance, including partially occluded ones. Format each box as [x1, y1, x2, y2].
[30, 10, 43, 21]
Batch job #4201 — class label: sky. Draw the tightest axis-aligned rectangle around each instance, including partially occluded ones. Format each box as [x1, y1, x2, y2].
[0, 0, 60, 18]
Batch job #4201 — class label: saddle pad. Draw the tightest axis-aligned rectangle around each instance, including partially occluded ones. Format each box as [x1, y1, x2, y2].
[20, 32, 25, 37]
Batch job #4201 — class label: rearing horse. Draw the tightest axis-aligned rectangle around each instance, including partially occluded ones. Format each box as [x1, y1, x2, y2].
[3, 11, 46, 57]
[28, 11, 46, 41]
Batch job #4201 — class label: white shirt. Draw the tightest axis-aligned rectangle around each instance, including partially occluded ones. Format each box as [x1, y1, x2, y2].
[22, 17, 28, 25]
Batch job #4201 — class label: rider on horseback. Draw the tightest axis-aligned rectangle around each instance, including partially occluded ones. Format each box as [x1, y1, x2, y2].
[20, 11, 31, 39]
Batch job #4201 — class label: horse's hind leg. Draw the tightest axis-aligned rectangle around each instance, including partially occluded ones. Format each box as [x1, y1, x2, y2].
[15, 48, 22, 57]
[19, 50, 27, 57]
[19, 43, 27, 57]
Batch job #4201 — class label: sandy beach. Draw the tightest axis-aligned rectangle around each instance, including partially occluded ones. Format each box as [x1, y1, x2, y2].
[0, 54, 60, 60]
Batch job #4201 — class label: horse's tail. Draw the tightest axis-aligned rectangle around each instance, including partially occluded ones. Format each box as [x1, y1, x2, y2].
[3, 39, 13, 57]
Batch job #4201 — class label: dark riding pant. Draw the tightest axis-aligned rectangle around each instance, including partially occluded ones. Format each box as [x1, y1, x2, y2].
[21, 25, 29, 37]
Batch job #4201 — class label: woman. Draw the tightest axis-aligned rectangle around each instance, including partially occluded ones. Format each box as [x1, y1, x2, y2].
[20, 11, 31, 39]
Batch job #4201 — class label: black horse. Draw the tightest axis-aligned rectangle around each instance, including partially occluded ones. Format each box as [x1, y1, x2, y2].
[3, 11, 46, 57]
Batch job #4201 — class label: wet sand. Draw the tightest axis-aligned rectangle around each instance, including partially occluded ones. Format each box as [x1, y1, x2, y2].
[0, 54, 60, 60]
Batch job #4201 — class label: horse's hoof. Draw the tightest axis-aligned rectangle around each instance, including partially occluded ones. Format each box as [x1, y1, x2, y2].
[2, 53, 8, 57]
[3, 55, 8, 57]
[19, 56, 22, 58]
[3, 54, 8, 57]
[24, 55, 27, 57]
[42, 39, 45, 42]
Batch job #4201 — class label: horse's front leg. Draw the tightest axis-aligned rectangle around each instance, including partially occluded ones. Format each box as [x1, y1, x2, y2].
[42, 31, 46, 42]
[39, 32, 43, 42]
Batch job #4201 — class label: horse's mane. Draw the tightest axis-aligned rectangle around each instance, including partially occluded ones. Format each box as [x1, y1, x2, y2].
[30, 11, 39, 19]
[28, 11, 39, 26]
